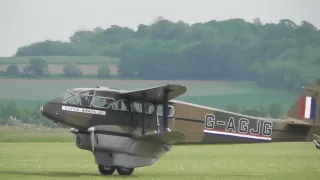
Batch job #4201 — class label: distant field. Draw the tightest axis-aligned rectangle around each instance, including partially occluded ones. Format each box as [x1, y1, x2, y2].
[0, 56, 119, 75]
[0, 79, 299, 111]
[0, 64, 118, 75]
[0, 56, 119, 64]
[0, 142, 319, 180]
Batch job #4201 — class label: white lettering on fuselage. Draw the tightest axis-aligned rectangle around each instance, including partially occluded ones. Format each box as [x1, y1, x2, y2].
[204, 114, 273, 141]
[62, 105, 106, 115]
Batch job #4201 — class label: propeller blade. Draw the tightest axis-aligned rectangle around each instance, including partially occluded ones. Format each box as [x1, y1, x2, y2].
[313, 140, 320, 149]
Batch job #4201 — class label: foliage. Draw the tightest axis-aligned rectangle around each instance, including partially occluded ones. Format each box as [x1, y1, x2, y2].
[97, 64, 111, 78]
[5, 65, 20, 76]
[62, 63, 83, 77]
[0, 56, 119, 64]
[13, 18, 320, 91]
[268, 103, 283, 118]
[0, 101, 47, 125]
[20, 57, 51, 77]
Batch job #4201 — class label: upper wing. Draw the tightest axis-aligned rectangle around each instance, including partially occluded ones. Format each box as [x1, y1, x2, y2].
[133, 131, 186, 145]
[120, 84, 187, 102]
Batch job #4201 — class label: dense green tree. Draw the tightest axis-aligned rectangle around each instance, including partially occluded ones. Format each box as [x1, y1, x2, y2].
[13, 18, 320, 91]
[5, 65, 20, 77]
[62, 63, 83, 77]
[268, 103, 283, 118]
[97, 64, 111, 78]
[22, 58, 50, 77]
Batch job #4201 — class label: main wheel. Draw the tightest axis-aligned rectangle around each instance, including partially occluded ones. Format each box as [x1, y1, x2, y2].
[98, 165, 115, 175]
[116, 167, 134, 175]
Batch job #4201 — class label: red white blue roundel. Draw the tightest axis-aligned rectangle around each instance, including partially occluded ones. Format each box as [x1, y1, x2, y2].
[300, 96, 316, 119]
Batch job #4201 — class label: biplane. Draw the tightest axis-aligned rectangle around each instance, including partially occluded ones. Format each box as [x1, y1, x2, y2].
[40, 79, 320, 176]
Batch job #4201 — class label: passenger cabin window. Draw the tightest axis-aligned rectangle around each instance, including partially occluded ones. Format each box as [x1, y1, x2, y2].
[92, 97, 114, 108]
[130, 102, 155, 114]
[112, 100, 129, 111]
[145, 104, 155, 114]
[156, 105, 174, 117]
[132, 102, 142, 113]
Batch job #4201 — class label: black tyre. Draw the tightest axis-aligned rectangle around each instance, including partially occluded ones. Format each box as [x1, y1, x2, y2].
[98, 165, 115, 175]
[116, 167, 134, 175]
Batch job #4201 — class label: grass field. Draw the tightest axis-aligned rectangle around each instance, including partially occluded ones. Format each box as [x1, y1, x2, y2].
[0, 56, 119, 64]
[0, 127, 73, 143]
[0, 142, 319, 180]
[0, 79, 299, 111]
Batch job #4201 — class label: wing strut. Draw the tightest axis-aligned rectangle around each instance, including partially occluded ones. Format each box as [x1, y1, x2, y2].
[141, 92, 146, 135]
[163, 89, 171, 132]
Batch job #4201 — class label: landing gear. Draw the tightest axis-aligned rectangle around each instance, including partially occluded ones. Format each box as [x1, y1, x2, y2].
[98, 165, 115, 175]
[116, 167, 134, 175]
[98, 165, 135, 175]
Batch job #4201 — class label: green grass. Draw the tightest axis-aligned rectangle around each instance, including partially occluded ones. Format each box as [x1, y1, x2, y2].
[0, 127, 73, 143]
[0, 56, 119, 64]
[0, 142, 319, 180]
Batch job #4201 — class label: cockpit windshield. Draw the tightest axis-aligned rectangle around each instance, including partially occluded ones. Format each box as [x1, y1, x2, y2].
[61, 90, 95, 106]
[60, 91, 74, 101]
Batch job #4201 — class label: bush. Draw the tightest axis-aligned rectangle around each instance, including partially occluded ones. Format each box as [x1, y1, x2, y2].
[22, 58, 50, 77]
[62, 63, 83, 77]
[97, 64, 111, 78]
[268, 103, 283, 118]
[5, 65, 20, 77]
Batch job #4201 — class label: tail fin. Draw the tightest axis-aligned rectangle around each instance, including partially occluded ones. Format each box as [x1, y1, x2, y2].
[285, 79, 320, 129]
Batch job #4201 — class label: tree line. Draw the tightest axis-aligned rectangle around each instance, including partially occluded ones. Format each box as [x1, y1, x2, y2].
[14, 17, 320, 91]
[0, 57, 111, 78]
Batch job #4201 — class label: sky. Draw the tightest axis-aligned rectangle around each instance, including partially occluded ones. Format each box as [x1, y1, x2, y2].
[0, 0, 319, 57]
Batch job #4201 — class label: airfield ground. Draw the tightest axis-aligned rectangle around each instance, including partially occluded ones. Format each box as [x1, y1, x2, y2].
[0, 140, 319, 180]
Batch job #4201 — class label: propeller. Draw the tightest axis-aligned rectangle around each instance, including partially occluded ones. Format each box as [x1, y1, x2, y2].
[313, 140, 320, 149]
[88, 127, 96, 152]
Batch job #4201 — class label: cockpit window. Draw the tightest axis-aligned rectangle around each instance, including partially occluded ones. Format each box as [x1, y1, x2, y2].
[61, 90, 95, 107]
[79, 90, 95, 106]
[92, 97, 115, 108]
[65, 94, 81, 105]
[80, 90, 95, 96]
[60, 92, 74, 101]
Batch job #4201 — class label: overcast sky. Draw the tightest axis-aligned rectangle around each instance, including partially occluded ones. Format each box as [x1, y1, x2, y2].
[0, 0, 319, 57]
